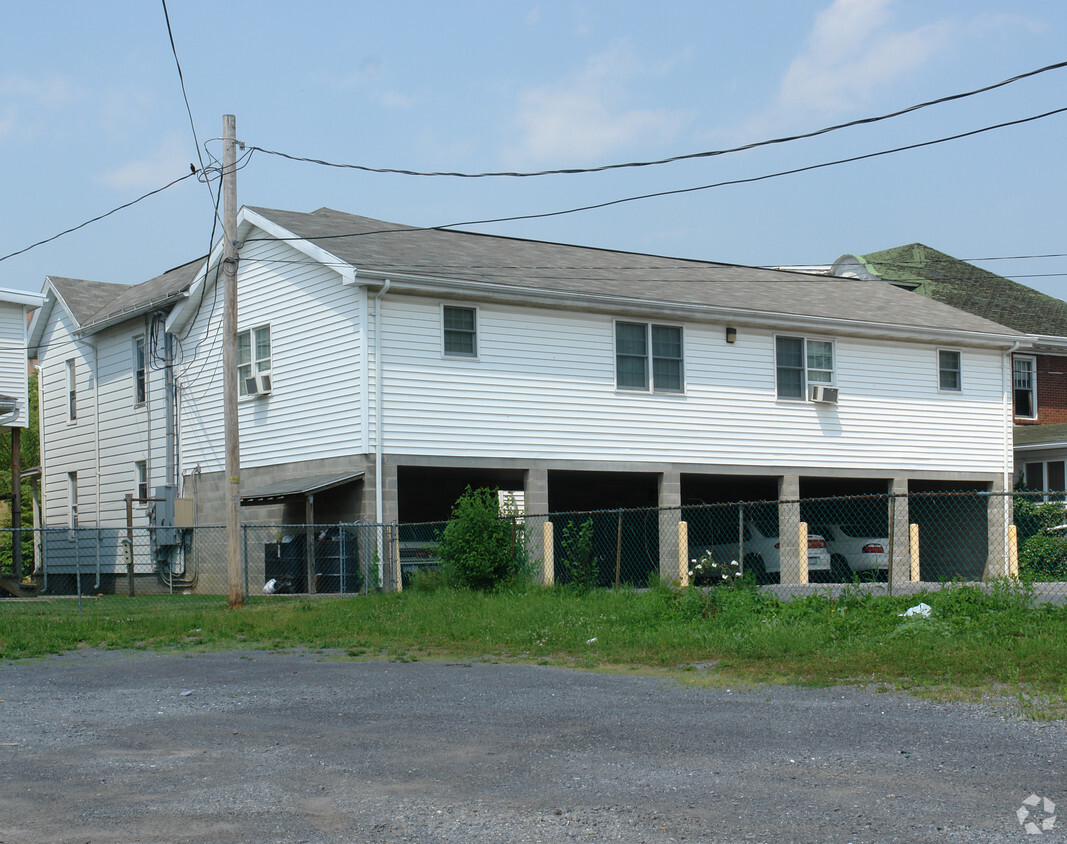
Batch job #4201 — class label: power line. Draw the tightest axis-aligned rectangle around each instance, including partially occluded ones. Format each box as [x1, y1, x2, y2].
[0, 171, 199, 265]
[242, 105, 1067, 241]
[247, 59, 1067, 179]
[160, 0, 208, 188]
[434, 106, 1067, 229]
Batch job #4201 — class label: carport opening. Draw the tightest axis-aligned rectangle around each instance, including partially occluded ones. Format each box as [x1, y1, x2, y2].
[397, 466, 526, 523]
[548, 470, 659, 589]
[908, 479, 992, 581]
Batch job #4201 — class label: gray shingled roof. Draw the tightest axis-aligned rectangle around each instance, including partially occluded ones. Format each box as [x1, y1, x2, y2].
[46, 257, 204, 333]
[78, 257, 203, 332]
[1015, 423, 1067, 447]
[247, 207, 1022, 337]
[48, 277, 128, 326]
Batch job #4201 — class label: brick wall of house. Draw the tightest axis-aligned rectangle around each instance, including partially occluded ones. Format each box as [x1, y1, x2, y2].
[1017, 353, 1067, 424]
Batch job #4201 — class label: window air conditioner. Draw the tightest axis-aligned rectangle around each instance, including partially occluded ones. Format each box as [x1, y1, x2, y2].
[245, 372, 273, 396]
[809, 385, 839, 404]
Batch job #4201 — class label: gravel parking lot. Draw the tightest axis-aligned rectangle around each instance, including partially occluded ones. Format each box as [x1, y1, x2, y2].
[0, 650, 1063, 843]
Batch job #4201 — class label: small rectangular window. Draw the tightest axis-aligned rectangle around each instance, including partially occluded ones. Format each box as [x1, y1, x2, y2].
[615, 321, 683, 393]
[443, 306, 477, 357]
[68, 471, 78, 529]
[134, 336, 146, 405]
[135, 461, 148, 502]
[776, 336, 834, 399]
[1013, 355, 1036, 418]
[238, 325, 272, 396]
[66, 359, 77, 422]
[938, 349, 961, 392]
[1048, 461, 1065, 493]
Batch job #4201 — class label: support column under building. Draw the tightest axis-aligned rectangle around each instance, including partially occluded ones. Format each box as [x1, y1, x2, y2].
[778, 474, 802, 583]
[889, 477, 911, 585]
[524, 468, 550, 584]
[658, 470, 682, 583]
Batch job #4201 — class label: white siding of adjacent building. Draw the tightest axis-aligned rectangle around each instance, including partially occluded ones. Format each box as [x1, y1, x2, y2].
[38, 307, 171, 574]
[178, 236, 364, 474]
[372, 296, 1007, 474]
[0, 301, 30, 427]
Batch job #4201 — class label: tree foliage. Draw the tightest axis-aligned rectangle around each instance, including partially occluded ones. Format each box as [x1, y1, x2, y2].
[436, 486, 522, 591]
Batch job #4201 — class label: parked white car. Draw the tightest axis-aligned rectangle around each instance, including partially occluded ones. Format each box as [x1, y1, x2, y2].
[812, 523, 889, 579]
[694, 522, 832, 583]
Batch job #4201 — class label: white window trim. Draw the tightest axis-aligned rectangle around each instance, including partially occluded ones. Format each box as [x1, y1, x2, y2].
[613, 319, 685, 394]
[937, 348, 963, 393]
[238, 324, 272, 399]
[67, 471, 78, 530]
[133, 335, 146, 407]
[441, 304, 479, 359]
[134, 460, 148, 506]
[774, 334, 836, 402]
[1013, 354, 1037, 419]
[65, 359, 77, 424]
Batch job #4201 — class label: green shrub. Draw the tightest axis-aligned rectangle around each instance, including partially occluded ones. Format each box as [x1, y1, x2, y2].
[436, 486, 522, 591]
[559, 518, 598, 590]
[1019, 534, 1067, 580]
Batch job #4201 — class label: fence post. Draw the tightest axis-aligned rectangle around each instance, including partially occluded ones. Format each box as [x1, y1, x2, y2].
[1008, 524, 1019, 578]
[242, 524, 249, 599]
[542, 521, 554, 586]
[678, 520, 689, 587]
[797, 521, 809, 585]
[909, 523, 920, 582]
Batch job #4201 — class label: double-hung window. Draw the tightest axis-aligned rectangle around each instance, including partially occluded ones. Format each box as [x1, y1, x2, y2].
[66, 359, 77, 422]
[238, 326, 271, 397]
[615, 321, 683, 392]
[134, 460, 148, 503]
[1013, 355, 1036, 418]
[443, 306, 477, 357]
[133, 336, 146, 405]
[938, 349, 962, 392]
[775, 336, 834, 399]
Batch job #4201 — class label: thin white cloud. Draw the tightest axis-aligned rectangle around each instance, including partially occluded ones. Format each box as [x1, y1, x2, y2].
[0, 73, 82, 107]
[98, 135, 193, 191]
[779, 0, 953, 113]
[508, 44, 689, 165]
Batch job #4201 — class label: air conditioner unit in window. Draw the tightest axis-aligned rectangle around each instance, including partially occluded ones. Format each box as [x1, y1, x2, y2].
[809, 384, 839, 404]
[244, 372, 273, 397]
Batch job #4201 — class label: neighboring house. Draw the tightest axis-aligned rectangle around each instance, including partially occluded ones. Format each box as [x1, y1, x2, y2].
[0, 287, 45, 586]
[34, 208, 1027, 591]
[830, 243, 1067, 495]
[27, 261, 202, 590]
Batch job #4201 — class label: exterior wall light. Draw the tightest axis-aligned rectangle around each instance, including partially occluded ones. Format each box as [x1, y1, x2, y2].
[726, 326, 737, 344]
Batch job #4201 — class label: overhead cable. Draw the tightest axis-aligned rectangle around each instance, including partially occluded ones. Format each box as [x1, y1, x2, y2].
[0, 171, 199, 265]
[247, 59, 1067, 178]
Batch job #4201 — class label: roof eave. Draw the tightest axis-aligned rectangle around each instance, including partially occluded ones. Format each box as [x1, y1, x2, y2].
[354, 269, 1023, 349]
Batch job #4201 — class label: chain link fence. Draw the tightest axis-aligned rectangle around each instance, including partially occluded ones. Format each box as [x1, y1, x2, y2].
[2, 491, 1065, 599]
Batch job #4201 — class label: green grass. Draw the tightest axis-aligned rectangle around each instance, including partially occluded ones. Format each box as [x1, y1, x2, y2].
[2, 580, 1065, 717]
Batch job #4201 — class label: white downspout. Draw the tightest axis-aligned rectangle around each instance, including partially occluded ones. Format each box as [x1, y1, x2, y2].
[373, 279, 390, 589]
[1004, 341, 1021, 576]
[374, 279, 391, 525]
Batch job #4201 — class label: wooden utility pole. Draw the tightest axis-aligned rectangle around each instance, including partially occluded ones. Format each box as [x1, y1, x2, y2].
[222, 114, 244, 608]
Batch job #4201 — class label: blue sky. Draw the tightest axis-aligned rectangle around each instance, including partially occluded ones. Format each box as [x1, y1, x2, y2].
[3, 0, 1067, 302]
